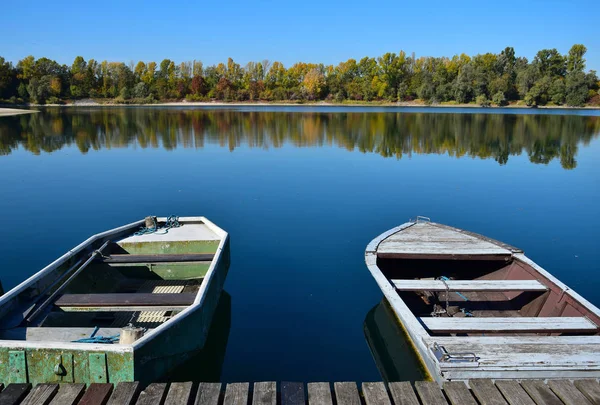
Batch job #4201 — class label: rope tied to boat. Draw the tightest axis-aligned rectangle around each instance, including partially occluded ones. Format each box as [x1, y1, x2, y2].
[134, 215, 181, 236]
[72, 326, 120, 344]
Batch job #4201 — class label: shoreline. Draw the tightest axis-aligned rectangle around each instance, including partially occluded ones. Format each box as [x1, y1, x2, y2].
[2, 101, 600, 110]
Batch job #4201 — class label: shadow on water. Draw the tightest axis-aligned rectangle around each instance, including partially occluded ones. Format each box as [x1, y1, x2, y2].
[364, 299, 428, 382]
[162, 290, 232, 382]
[1, 107, 599, 169]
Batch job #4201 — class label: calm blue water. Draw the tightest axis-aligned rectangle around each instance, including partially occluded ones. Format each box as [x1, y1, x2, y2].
[0, 107, 599, 382]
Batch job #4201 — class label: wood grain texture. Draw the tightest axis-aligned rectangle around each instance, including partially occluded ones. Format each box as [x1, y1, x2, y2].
[388, 382, 420, 405]
[307, 383, 332, 405]
[252, 382, 276, 405]
[548, 379, 593, 405]
[414, 381, 448, 405]
[135, 383, 168, 405]
[164, 382, 193, 405]
[281, 382, 304, 405]
[106, 382, 140, 405]
[20, 384, 58, 405]
[495, 380, 536, 405]
[0, 384, 31, 405]
[333, 382, 360, 405]
[520, 380, 564, 405]
[362, 382, 391, 405]
[421, 316, 597, 333]
[443, 381, 477, 405]
[194, 383, 221, 405]
[78, 384, 114, 405]
[48, 383, 85, 405]
[392, 279, 547, 292]
[469, 379, 508, 405]
[223, 383, 249, 405]
[574, 379, 600, 405]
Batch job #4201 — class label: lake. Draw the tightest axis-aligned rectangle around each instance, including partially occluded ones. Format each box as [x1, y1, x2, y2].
[0, 106, 599, 383]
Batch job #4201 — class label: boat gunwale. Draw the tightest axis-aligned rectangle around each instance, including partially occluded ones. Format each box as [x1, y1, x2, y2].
[0, 216, 227, 353]
[365, 220, 600, 383]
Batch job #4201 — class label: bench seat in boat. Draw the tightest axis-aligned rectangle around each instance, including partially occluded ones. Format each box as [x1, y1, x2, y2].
[393, 279, 547, 292]
[55, 293, 196, 312]
[99, 253, 214, 264]
[421, 316, 598, 334]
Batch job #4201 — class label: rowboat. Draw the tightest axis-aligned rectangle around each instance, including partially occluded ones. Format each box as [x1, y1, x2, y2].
[365, 217, 600, 383]
[0, 216, 230, 385]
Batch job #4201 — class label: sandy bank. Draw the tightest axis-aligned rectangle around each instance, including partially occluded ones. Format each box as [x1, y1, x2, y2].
[0, 108, 38, 117]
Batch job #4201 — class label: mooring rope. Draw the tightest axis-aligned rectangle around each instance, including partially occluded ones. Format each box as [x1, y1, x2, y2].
[134, 215, 181, 236]
[72, 326, 120, 344]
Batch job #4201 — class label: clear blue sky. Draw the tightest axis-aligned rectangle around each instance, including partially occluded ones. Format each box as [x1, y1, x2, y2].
[2, 0, 599, 71]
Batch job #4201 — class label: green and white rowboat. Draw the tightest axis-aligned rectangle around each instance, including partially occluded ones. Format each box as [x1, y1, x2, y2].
[0, 216, 230, 385]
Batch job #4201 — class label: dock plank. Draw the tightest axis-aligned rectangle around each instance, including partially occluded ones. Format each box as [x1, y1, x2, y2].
[520, 380, 564, 405]
[548, 380, 592, 405]
[469, 379, 508, 405]
[362, 382, 391, 405]
[20, 384, 58, 405]
[252, 382, 276, 405]
[393, 279, 547, 292]
[48, 383, 85, 405]
[164, 382, 193, 405]
[194, 383, 222, 405]
[495, 381, 536, 405]
[574, 379, 600, 405]
[333, 382, 360, 405]
[421, 316, 597, 333]
[281, 382, 304, 405]
[414, 381, 448, 405]
[78, 384, 114, 405]
[443, 381, 477, 405]
[0, 384, 31, 405]
[307, 383, 332, 405]
[388, 382, 420, 405]
[135, 383, 168, 405]
[107, 382, 140, 405]
[223, 383, 249, 405]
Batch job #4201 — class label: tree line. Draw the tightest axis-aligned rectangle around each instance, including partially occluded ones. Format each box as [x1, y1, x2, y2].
[2, 109, 598, 169]
[0, 45, 598, 107]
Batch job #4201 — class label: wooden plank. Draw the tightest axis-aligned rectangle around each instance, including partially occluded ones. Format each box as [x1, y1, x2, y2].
[253, 382, 276, 405]
[223, 383, 249, 405]
[392, 279, 547, 292]
[135, 383, 168, 405]
[574, 379, 600, 405]
[494, 381, 536, 405]
[362, 382, 391, 405]
[443, 381, 477, 405]
[520, 380, 564, 405]
[56, 293, 196, 307]
[414, 381, 448, 405]
[48, 383, 86, 405]
[194, 383, 222, 405]
[281, 382, 304, 405]
[0, 384, 31, 405]
[469, 379, 508, 405]
[388, 382, 420, 405]
[307, 383, 332, 405]
[333, 382, 360, 405]
[421, 316, 597, 333]
[106, 382, 140, 405]
[78, 384, 114, 405]
[101, 253, 214, 264]
[164, 382, 193, 405]
[548, 380, 593, 405]
[20, 384, 58, 405]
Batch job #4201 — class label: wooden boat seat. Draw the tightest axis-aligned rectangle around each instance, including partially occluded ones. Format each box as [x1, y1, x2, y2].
[99, 253, 214, 264]
[393, 279, 547, 292]
[421, 317, 598, 334]
[55, 293, 196, 312]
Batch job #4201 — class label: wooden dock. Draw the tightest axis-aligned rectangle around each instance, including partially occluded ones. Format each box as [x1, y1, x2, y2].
[1, 379, 599, 405]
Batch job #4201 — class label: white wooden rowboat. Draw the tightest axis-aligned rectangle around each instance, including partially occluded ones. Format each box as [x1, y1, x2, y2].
[365, 217, 600, 384]
[0, 216, 230, 385]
